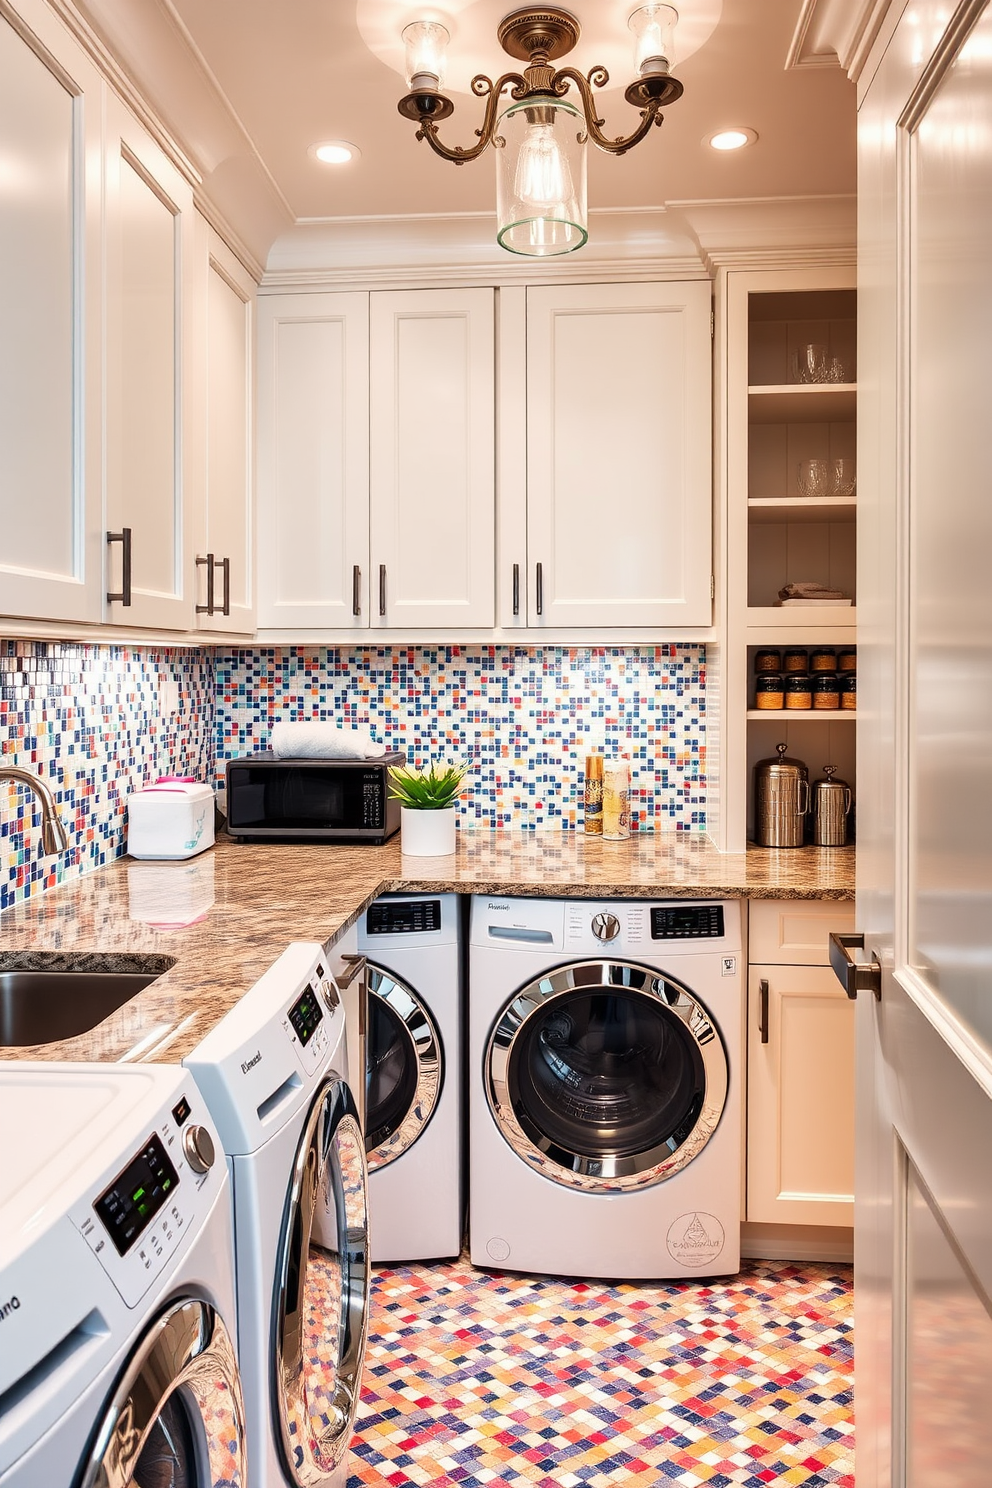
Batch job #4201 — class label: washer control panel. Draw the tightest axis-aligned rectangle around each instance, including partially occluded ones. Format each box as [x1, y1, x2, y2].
[71, 1081, 217, 1307]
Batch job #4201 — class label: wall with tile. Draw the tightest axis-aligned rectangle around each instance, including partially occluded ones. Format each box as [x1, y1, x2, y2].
[1, 641, 215, 912]
[215, 645, 708, 832]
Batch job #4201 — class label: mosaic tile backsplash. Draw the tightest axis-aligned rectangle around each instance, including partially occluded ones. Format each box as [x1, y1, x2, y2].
[1, 641, 215, 912]
[216, 646, 707, 833]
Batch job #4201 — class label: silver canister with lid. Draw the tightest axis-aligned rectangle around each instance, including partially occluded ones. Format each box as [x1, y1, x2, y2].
[754, 742, 809, 847]
[811, 765, 853, 846]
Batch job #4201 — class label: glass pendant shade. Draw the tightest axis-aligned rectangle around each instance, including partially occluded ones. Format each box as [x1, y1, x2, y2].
[495, 99, 587, 257]
[628, 4, 678, 76]
[402, 20, 449, 90]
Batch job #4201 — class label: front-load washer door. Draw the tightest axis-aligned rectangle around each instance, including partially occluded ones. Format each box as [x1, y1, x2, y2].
[78, 1297, 246, 1487]
[274, 1075, 369, 1487]
[486, 960, 728, 1193]
[364, 966, 442, 1171]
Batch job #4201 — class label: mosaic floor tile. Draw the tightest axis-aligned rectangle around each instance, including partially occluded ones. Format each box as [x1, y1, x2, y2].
[349, 1258, 853, 1488]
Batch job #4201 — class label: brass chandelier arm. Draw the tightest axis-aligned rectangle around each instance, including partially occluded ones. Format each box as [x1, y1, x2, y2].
[414, 71, 527, 163]
[553, 66, 664, 155]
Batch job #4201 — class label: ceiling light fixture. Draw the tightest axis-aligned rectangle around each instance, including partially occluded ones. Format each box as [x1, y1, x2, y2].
[308, 140, 361, 164]
[397, 5, 684, 258]
[707, 128, 756, 151]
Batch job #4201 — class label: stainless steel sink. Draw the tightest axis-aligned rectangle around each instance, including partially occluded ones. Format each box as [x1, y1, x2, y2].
[0, 954, 176, 1047]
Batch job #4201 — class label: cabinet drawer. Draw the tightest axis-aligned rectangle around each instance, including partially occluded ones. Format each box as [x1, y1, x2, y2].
[749, 898, 854, 965]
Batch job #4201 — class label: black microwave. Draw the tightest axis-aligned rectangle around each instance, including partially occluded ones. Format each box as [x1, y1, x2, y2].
[225, 752, 406, 844]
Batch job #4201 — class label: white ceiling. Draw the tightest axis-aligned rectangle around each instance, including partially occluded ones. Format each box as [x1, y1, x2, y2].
[73, 0, 860, 275]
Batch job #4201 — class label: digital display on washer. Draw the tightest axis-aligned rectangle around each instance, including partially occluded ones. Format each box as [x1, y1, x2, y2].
[651, 905, 725, 939]
[94, 1133, 179, 1256]
[366, 899, 441, 935]
[288, 986, 324, 1046]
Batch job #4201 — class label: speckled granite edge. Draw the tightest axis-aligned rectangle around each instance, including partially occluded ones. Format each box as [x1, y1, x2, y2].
[0, 832, 853, 1066]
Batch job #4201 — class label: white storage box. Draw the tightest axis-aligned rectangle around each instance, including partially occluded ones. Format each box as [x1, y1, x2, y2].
[127, 779, 215, 860]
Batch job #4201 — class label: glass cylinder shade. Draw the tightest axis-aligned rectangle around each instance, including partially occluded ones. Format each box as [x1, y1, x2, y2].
[628, 3, 678, 76]
[495, 98, 587, 257]
[402, 19, 449, 90]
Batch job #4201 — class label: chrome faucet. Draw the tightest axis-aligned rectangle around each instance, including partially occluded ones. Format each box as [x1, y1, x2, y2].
[0, 766, 69, 854]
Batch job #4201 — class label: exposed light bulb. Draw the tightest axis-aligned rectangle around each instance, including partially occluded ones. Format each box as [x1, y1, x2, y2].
[514, 119, 574, 210]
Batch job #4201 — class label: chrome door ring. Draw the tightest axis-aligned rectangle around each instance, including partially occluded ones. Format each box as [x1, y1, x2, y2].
[365, 965, 443, 1170]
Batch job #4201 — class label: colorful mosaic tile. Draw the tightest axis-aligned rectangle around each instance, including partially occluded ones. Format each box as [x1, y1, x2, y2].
[215, 646, 708, 833]
[349, 1256, 854, 1488]
[0, 640, 216, 912]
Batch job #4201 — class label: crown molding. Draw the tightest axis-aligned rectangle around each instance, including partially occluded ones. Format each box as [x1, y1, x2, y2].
[260, 257, 709, 293]
[787, 0, 891, 79]
[671, 194, 857, 274]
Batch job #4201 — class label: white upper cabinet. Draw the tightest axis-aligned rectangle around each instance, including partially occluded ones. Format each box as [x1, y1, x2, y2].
[370, 289, 495, 629]
[104, 95, 195, 629]
[0, 1, 103, 625]
[190, 219, 255, 634]
[524, 282, 713, 629]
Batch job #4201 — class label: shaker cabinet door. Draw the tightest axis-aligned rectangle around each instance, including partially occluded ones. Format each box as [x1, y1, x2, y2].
[0, 1, 103, 625]
[104, 96, 196, 629]
[525, 281, 712, 628]
[256, 292, 370, 631]
[370, 288, 495, 629]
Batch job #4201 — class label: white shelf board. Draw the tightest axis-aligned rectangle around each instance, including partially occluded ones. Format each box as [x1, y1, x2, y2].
[747, 384, 856, 424]
[746, 709, 856, 721]
[748, 497, 857, 524]
[745, 605, 857, 630]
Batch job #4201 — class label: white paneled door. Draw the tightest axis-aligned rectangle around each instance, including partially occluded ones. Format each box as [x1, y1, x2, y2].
[525, 281, 712, 628]
[858, 3, 992, 1485]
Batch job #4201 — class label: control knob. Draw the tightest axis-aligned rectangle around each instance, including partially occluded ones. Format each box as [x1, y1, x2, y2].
[591, 912, 620, 942]
[183, 1124, 216, 1174]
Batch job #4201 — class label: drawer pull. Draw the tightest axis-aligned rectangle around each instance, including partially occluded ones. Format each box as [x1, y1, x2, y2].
[829, 931, 882, 1000]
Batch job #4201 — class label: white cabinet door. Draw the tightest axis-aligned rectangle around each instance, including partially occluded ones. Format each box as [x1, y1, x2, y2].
[0, 2, 103, 624]
[370, 288, 495, 629]
[526, 282, 712, 628]
[191, 219, 255, 634]
[746, 963, 855, 1227]
[104, 97, 195, 629]
[256, 292, 369, 631]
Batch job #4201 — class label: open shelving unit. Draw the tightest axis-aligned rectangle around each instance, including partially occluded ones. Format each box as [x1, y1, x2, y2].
[717, 267, 857, 852]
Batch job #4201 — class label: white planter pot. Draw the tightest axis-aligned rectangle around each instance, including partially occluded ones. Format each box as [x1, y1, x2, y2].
[400, 806, 457, 857]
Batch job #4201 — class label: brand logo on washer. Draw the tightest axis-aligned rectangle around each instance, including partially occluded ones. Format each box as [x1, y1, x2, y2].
[241, 1050, 262, 1074]
[666, 1212, 725, 1268]
[0, 1296, 21, 1321]
[487, 902, 510, 911]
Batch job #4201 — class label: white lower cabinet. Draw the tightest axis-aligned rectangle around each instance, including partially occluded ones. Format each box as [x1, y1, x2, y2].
[746, 899, 856, 1228]
[257, 287, 494, 633]
[0, 0, 104, 625]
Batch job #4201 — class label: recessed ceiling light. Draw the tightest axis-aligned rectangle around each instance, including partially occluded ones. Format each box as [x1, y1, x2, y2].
[706, 128, 757, 151]
[308, 140, 360, 165]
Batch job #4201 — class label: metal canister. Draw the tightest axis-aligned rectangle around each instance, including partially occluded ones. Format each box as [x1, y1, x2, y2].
[754, 743, 809, 847]
[811, 765, 853, 846]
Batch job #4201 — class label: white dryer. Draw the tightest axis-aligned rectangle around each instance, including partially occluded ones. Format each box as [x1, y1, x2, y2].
[469, 896, 743, 1281]
[0, 1060, 245, 1487]
[184, 940, 369, 1488]
[357, 893, 463, 1262]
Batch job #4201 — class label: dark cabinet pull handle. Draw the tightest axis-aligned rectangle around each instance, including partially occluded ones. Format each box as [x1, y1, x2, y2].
[829, 932, 882, 1000]
[352, 564, 362, 616]
[195, 553, 215, 614]
[758, 978, 770, 1044]
[106, 528, 133, 606]
[512, 562, 520, 616]
[536, 561, 543, 616]
[217, 556, 230, 616]
[379, 563, 386, 617]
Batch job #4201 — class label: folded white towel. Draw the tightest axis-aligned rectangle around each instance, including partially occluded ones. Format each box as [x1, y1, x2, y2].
[270, 722, 386, 760]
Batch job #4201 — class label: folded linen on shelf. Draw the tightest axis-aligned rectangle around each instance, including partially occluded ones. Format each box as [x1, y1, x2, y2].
[270, 722, 386, 759]
[777, 581, 849, 600]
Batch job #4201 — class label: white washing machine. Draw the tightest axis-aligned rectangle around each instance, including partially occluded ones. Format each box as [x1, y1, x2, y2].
[469, 896, 743, 1281]
[357, 893, 463, 1262]
[184, 940, 369, 1488]
[0, 1060, 245, 1487]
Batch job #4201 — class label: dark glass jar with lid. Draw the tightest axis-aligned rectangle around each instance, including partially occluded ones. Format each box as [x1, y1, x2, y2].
[840, 674, 857, 709]
[813, 673, 841, 709]
[785, 673, 813, 709]
[810, 646, 837, 673]
[754, 649, 782, 674]
[838, 648, 857, 673]
[783, 648, 809, 674]
[755, 673, 784, 709]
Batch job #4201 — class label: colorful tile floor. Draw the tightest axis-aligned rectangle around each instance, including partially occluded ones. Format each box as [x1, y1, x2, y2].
[349, 1257, 854, 1488]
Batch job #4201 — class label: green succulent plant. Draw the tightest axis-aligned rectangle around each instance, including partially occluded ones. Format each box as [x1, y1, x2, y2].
[388, 759, 468, 811]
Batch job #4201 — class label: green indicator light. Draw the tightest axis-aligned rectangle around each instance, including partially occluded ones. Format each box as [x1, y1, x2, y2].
[133, 1187, 146, 1201]
[163, 1178, 171, 1190]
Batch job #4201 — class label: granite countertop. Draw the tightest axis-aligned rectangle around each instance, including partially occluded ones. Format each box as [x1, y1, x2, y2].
[0, 831, 853, 1066]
